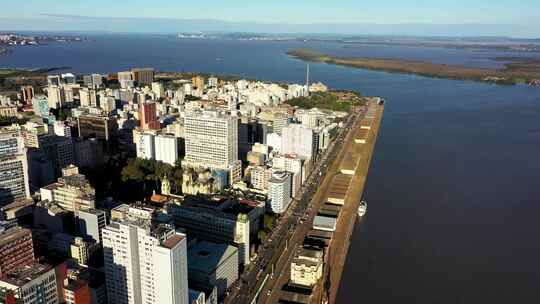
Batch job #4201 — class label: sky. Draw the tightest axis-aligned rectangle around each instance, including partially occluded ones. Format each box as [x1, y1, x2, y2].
[1, 0, 539, 37]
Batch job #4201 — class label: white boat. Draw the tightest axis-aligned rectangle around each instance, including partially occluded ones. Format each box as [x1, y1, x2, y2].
[358, 200, 367, 217]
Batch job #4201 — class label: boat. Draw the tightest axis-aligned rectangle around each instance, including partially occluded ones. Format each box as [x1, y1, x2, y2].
[358, 200, 367, 217]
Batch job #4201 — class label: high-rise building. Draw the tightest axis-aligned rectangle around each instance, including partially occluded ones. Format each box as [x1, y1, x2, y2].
[102, 206, 189, 304]
[117, 71, 134, 89]
[272, 113, 290, 135]
[0, 262, 58, 304]
[134, 129, 155, 160]
[79, 88, 97, 107]
[184, 110, 238, 170]
[20, 86, 34, 105]
[76, 208, 107, 244]
[0, 130, 30, 206]
[208, 77, 218, 88]
[155, 134, 178, 166]
[151, 82, 165, 99]
[281, 124, 315, 160]
[77, 114, 118, 143]
[0, 227, 35, 277]
[191, 76, 205, 90]
[53, 121, 72, 137]
[268, 171, 292, 214]
[131, 68, 155, 86]
[139, 102, 160, 130]
[47, 85, 65, 109]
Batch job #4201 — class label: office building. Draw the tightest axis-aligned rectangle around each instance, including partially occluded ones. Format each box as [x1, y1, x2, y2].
[155, 133, 178, 166]
[0, 130, 30, 206]
[168, 197, 251, 266]
[0, 227, 35, 277]
[70, 237, 98, 266]
[63, 278, 91, 304]
[0, 262, 58, 304]
[131, 68, 155, 85]
[47, 75, 61, 86]
[281, 124, 315, 160]
[268, 171, 292, 214]
[77, 114, 118, 142]
[184, 110, 238, 170]
[102, 206, 189, 304]
[187, 241, 239, 298]
[139, 102, 160, 130]
[272, 113, 289, 135]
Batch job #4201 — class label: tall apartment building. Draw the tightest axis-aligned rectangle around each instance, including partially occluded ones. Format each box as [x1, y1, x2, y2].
[40, 167, 96, 212]
[20, 86, 34, 105]
[272, 154, 305, 195]
[151, 82, 165, 99]
[0, 227, 35, 277]
[118, 71, 135, 89]
[268, 171, 292, 214]
[79, 88, 97, 107]
[0, 130, 30, 206]
[134, 129, 156, 160]
[77, 114, 118, 143]
[102, 206, 188, 304]
[155, 134, 178, 166]
[191, 76, 205, 90]
[47, 85, 65, 109]
[0, 262, 58, 304]
[184, 110, 238, 170]
[131, 68, 155, 86]
[281, 124, 315, 160]
[139, 102, 160, 130]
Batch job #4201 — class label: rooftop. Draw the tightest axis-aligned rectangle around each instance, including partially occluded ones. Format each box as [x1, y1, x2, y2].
[187, 241, 238, 274]
[161, 234, 185, 249]
[0, 263, 52, 287]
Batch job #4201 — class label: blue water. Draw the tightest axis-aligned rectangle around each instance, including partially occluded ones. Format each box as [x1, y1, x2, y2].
[2, 35, 540, 303]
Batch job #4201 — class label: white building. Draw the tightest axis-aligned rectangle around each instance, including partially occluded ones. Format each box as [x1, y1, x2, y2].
[152, 82, 165, 99]
[281, 124, 315, 160]
[134, 130, 156, 160]
[272, 154, 304, 195]
[154, 134, 178, 166]
[268, 171, 292, 214]
[79, 88, 97, 107]
[0, 130, 30, 205]
[102, 207, 189, 304]
[290, 248, 323, 288]
[183, 110, 238, 170]
[53, 121, 71, 137]
[266, 133, 281, 153]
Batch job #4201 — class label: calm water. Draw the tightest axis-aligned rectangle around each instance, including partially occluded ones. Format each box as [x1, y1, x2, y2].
[2, 35, 540, 303]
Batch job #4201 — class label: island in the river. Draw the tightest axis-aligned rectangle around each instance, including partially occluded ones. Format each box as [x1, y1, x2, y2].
[287, 48, 540, 86]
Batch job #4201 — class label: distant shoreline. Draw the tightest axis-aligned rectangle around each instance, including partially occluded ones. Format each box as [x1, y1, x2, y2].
[287, 49, 540, 86]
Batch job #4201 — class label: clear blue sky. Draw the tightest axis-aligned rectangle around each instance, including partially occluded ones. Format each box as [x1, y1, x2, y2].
[1, 0, 539, 36]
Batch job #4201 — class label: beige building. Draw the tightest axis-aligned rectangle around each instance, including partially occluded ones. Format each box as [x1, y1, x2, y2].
[290, 248, 324, 288]
[39, 166, 95, 212]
